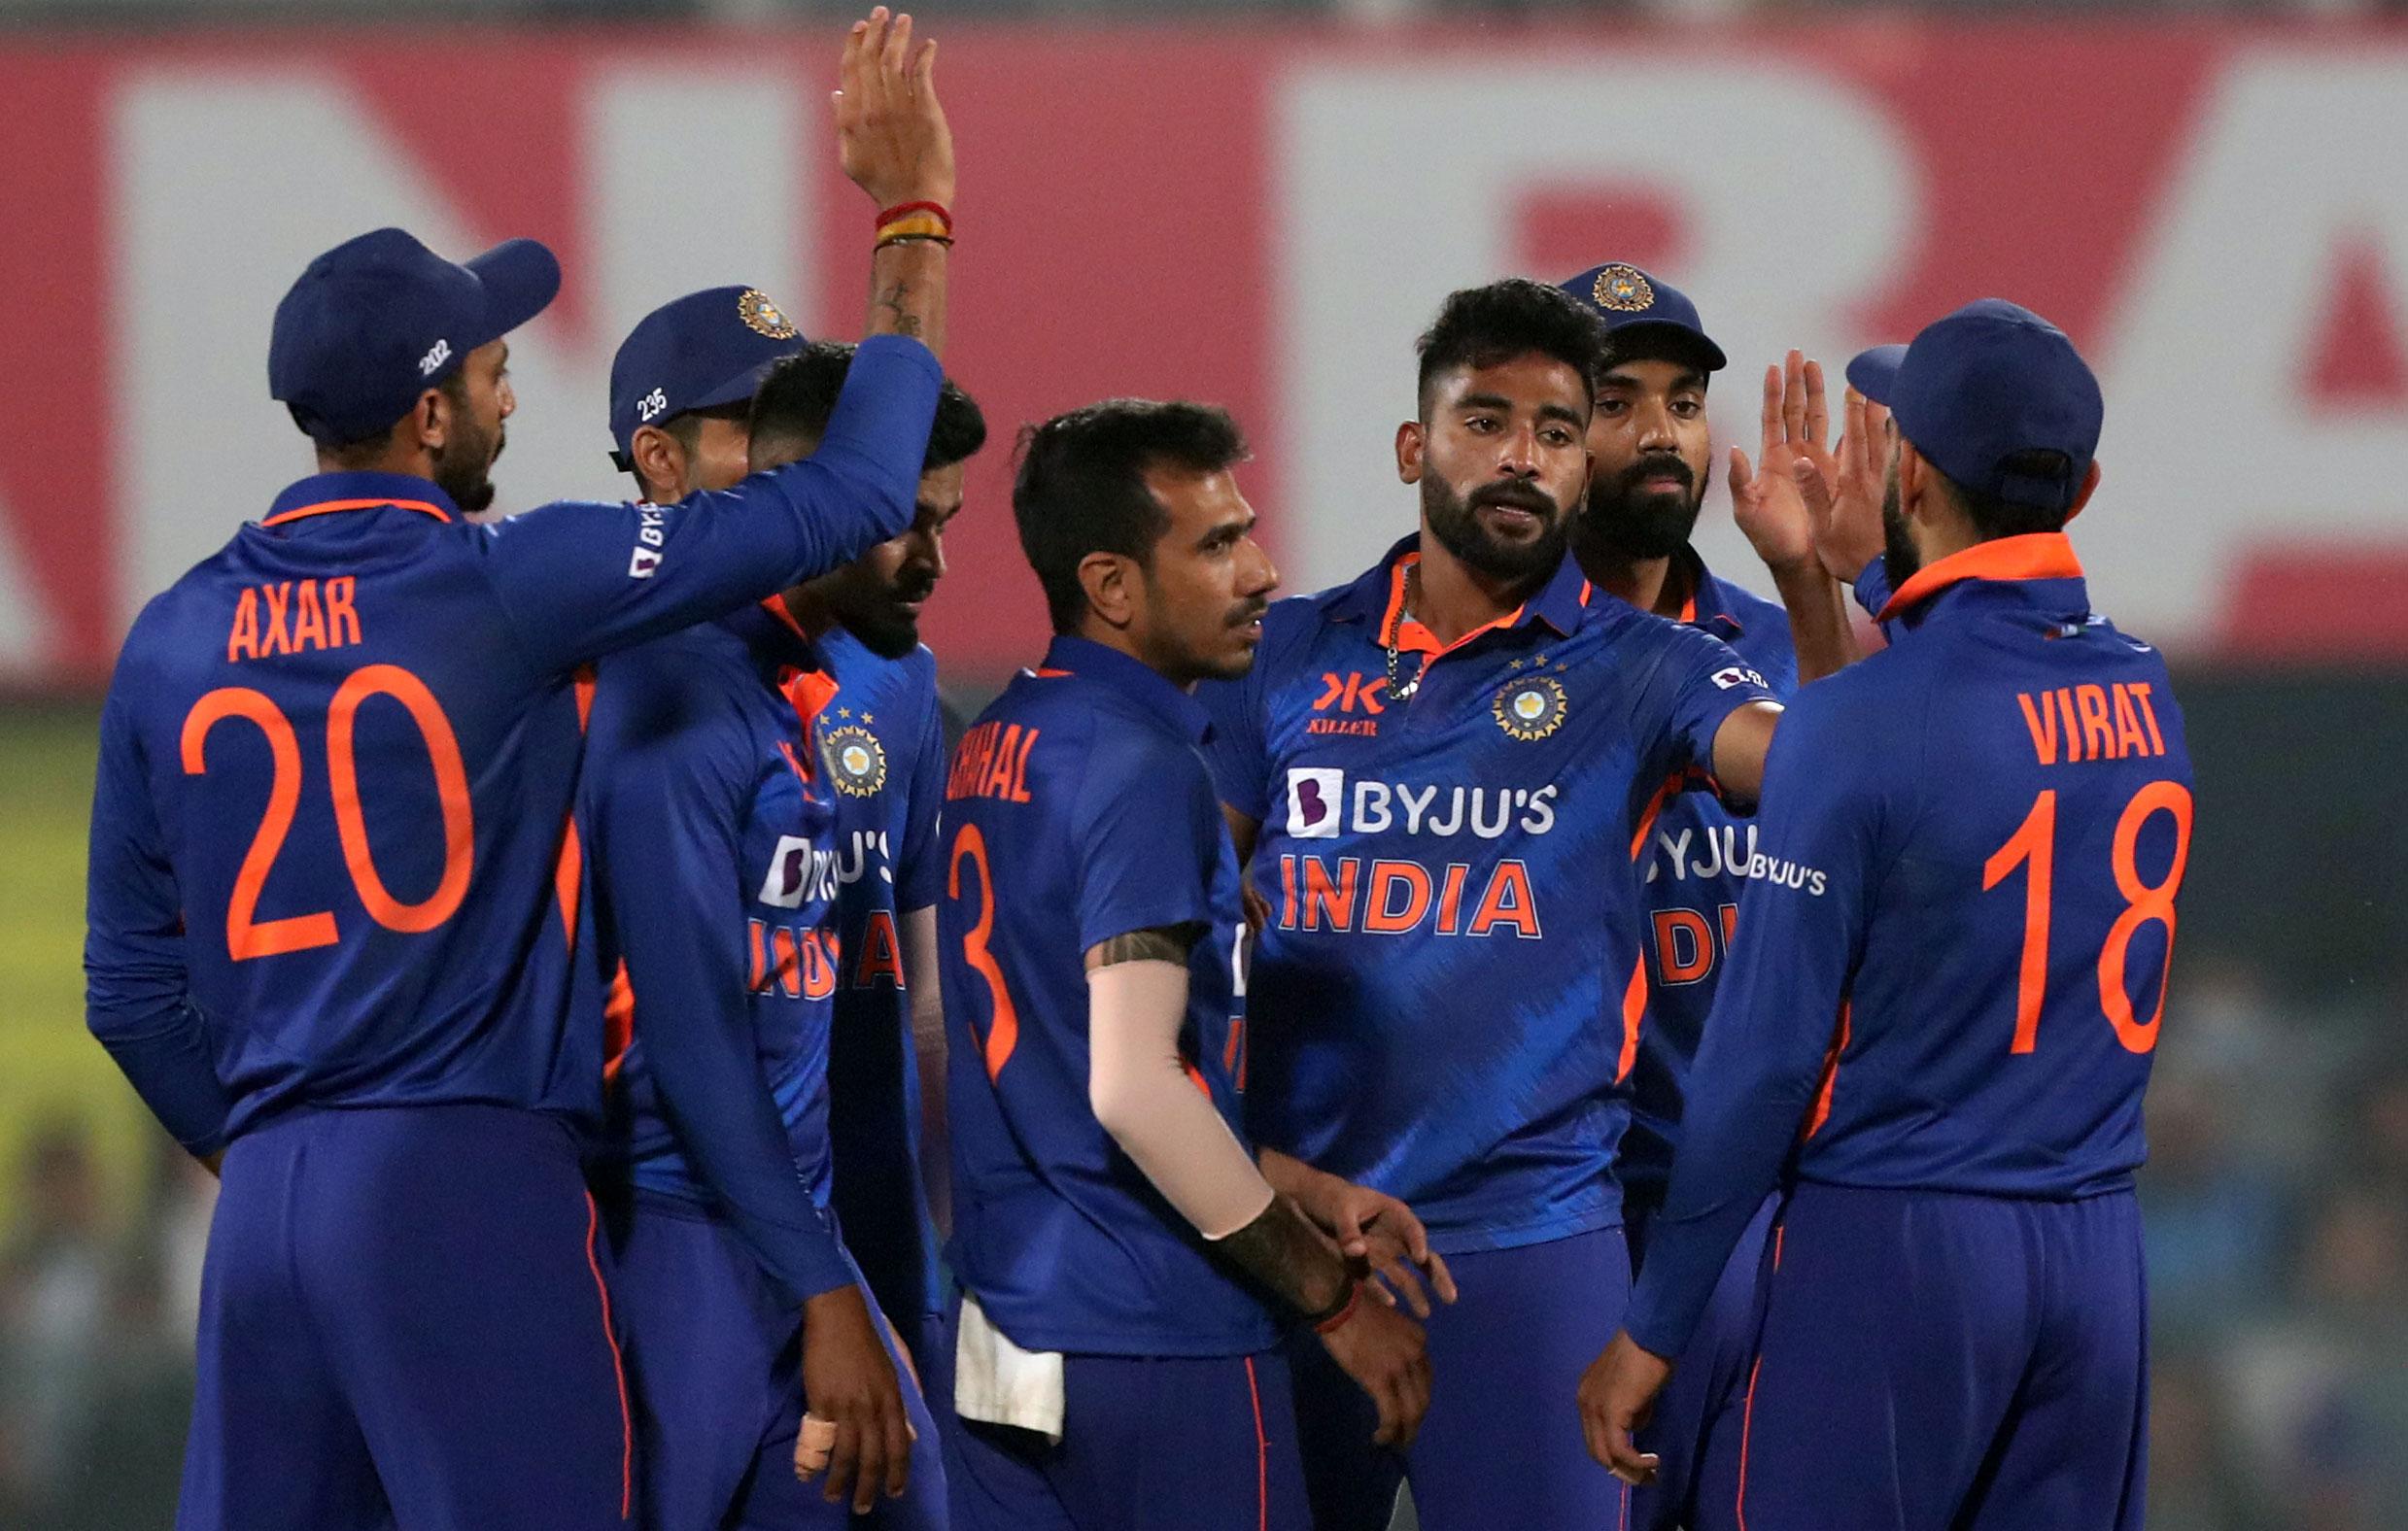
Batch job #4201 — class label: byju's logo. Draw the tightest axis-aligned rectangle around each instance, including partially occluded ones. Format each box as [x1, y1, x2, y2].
[1286, 767, 1344, 838]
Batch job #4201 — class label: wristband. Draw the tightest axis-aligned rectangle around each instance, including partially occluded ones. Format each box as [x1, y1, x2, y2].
[875, 231, 954, 252]
[1309, 1278, 1362, 1336]
[874, 199, 953, 233]
[875, 214, 954, 247]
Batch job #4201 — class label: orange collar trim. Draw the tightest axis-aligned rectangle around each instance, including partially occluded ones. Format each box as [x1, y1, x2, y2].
[1876, 532, 2084, 623]
[1379, 553, 1526, 660]
[760, 595, 813, 643]
[261, 496, 452, 527]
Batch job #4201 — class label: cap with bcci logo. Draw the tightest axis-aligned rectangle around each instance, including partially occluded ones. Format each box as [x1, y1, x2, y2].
[1557, 262, 1728, 372]
[269, 227, 561, 446]
[1846, 299, 2103, 514]
[608, 286, 807, 469]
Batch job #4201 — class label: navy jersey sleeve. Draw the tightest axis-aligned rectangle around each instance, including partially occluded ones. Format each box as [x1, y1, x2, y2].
[584, 649, 852, 1305]
[1629, 620, 1779, 782]
[84, 668, 231, 1155]
[893, 671, 947, 914]
[478, 335, 943, 675]
[1073, 731, 1222, 951]
[1623, 680, 1897, 1358]
[1851, 559, 1894, 619]
[1193, 633, 1275, 825]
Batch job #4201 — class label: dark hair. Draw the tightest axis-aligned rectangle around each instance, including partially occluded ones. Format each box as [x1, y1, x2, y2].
[310, 369, 472, 465]
[621, 407, 729, 494]
[1936, 451, 2078, 540]
[748, 340, 988, 472]
[1415, 278, 1610, 415]
[1011, 399, 1248, 634]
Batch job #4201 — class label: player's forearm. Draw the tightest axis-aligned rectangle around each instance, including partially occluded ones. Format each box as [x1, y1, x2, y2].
[865, 237, 946, 358]
[1768, 560, 1859, 683]
[902, 905, 952, 1235]
[1211, 1193, 1356, 1322]
[1086, 959, 1278, 1242]
[88, 1001, 231, 1157]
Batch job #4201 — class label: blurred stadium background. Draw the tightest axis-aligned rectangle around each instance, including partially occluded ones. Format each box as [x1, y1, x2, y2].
[1, 1, 2404, 1525]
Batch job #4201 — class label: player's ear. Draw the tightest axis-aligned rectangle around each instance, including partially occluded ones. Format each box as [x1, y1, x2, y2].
[2063, 460, 2103, 525]
[410, 387, 447, 454]
[629, 425, 687, 505]
[1078, 551, 1135, 630]
[1395, 421, 1426, 486]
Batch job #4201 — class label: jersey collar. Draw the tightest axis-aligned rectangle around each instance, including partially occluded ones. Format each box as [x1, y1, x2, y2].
[1037, 634, 1214, 743]
[1325, 533, 1590, 650]
[1876, 532, 2086, 623]
[264, 471, 458, 527]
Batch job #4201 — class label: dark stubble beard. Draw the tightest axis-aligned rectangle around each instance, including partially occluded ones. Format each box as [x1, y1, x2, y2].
[432, 416, 502, 514]
[1575, 453, 1709, 566]
[1421, 472, 1569, 584]
[1880, 464, 1920, 592]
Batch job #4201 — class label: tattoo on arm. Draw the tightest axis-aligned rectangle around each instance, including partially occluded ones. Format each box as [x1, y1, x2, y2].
[873, 277, 922, 339]
[1084, 923, 1204, 970]
[1215, 1195, 1352, 1319]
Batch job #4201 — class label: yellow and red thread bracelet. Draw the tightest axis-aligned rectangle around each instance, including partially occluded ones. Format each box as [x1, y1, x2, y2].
[876, 200, 954, 249]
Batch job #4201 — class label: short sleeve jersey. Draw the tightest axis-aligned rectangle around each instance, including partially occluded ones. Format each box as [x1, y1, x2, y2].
[939, 636, 1274, 1358]
[1621, 553, 1801, 1225]
[1194, 539, 1775, 1255]
[816, 629, 950, 1325]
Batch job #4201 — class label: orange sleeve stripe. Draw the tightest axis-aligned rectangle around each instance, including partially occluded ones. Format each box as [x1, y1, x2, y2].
[1617, 954, 1648, 1083]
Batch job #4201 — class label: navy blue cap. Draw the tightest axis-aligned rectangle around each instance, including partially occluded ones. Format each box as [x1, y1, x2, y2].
[1558, 262, 1728, 372]
[269, 227, 560, 446]
[1846, 299, 2103, 513]
[607, 287, 808, 468]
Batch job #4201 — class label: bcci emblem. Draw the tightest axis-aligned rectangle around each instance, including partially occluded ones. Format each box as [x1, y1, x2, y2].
[820, 725, 888, 797]
[1494, 677, 1568, 741]
[738, 289, 799, 340]
[1592, 265, 1655, 313]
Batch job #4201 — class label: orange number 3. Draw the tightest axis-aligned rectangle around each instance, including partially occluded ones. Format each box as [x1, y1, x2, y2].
[181, 667, 475, 962]
[1983, 780, 2191, 1055]
[947, 824, 1019, 1080]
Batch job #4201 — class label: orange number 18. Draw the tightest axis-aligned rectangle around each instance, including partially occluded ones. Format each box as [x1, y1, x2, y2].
[1982, 780, 2192, 1055]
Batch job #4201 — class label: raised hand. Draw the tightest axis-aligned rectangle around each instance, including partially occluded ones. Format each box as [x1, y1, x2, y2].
[834, 8, 954, 211]
[1795, 386, 1893, 585]
[1729, 351, 1827, 577]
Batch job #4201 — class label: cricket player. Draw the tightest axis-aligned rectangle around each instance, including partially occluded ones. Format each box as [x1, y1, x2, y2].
[744, 340, 989, 1413]
[1585, 299, 2189, 1531]
[1196, 279, 1831, 1531]
[586, 300, 985, 1523]
[82, 14, 951, 1528]
[1557, 263, 1834, 1529]
[940, 400, 1442, 1531]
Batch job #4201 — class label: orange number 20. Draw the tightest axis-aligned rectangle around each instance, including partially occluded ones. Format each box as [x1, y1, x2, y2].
[947, 824, 1019, 1080]
[181, 666, 474, 962]
[1982, 780, 2191, 1055]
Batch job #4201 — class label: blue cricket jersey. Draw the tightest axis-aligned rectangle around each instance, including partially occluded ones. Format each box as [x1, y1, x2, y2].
[1620, 552, 1800, 1235]
[817, 628, 951, 1328]
[940, 636, 1275, 1359]
[1625, 533, 2195, 1358]
[583, 600, 860, 1305]
[83, 335, 942, 1155]
[1195, 538, 1775, 1256]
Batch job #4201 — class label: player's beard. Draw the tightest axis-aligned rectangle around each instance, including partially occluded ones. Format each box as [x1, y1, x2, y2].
[432, 416, 502, 515]
[1421, 472, 1569, 584]
[1575, 453, 1709, 566]
[846, 581, 932, 661]
[1880, 464, 1919, 592]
